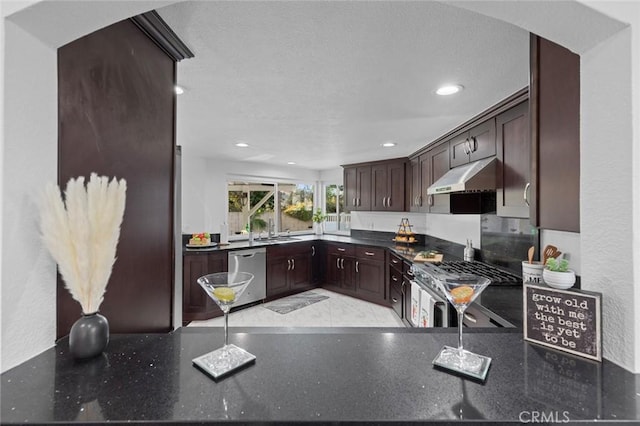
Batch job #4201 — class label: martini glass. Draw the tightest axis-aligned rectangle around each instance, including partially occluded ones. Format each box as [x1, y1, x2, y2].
[432, 274, 492, 380]
[192, 271, 256, 379]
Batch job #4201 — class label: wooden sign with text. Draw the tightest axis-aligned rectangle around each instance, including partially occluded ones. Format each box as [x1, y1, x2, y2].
[524, 284, 602, 361]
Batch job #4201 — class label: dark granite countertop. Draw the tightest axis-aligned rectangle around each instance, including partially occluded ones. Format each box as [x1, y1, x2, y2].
[1, 328, 637, 424]
[182, 233, 417, 254]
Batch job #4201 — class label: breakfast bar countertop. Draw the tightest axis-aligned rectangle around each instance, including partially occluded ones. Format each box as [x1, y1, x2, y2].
[1, 327, 637, 425]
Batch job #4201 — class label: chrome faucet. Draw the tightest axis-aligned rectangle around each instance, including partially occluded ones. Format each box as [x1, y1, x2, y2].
[268, 218, 275, 238]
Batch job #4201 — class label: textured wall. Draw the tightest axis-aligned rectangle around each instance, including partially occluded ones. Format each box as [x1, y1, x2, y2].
[581, 25, 636, 371]
[1, 21, 57, 372]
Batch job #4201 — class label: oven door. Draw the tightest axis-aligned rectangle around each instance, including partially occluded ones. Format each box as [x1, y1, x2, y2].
[462, 303, 512, 328]
[410, 280, 449, 327]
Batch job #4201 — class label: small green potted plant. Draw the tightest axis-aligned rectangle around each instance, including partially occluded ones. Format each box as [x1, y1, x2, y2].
[543, 257, 576, 289]
[312, 208, 327, 235]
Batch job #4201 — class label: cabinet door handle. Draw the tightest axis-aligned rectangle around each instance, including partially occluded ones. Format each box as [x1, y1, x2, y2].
[524, 182, 531, 206]
[387, 197, 391, 207]
[463, 139, 470, 155]
[469, 136, 477, 153]
[382, 197, 386, 207]
[287, 259, 292, 271]
[355, 261, 359, 273]
[365, 251, 375, 256]
[352, 197, 356, 206]
[391, 259, 399, 264]
[392, 297, 398, 303]
[428, 194, 434, 206]
[341, 258, 344, 269]
[337, 247, 346, 252]
[392, 275, 398, 282]
[418, 195, 422, 207]
[407, 269, 414, 277]
[311, 246, 315, 256]
[336, 258, 341, 270]
[292, 258, 295, 270]
[357, 197, 361, 206]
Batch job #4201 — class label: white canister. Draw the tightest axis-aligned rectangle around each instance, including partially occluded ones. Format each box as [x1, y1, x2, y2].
[522, 261, 545, 284]
[220, 223, 229, 244]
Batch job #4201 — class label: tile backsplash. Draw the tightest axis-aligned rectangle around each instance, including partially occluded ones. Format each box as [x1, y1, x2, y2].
[479, 214, 539, 275]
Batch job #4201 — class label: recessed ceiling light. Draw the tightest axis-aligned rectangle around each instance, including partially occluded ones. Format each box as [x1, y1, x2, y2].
[436, 84, 464, 96]
[287, 161, 296, 165]
[382, 142, 397, 148]
[175, 85, 185, 95]
[235, 142, 249, 148]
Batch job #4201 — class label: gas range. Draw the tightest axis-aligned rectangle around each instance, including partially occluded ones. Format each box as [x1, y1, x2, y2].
[409, 260, 519, 328]
[432, 261, 522, 285]
[411, 260, 522, 289]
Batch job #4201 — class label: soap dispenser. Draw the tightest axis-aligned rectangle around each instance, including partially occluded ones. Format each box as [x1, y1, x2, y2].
[464, 239, 475, 262]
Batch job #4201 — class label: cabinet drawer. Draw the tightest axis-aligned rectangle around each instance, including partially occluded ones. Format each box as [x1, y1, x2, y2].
[356, 246, 385, 260]
[389, 252, 403, 269]
[327, 243, 355, 256]
[267, 241, 311, 257]
[389, 267, 402, 287]
[389, 280, 403, 318]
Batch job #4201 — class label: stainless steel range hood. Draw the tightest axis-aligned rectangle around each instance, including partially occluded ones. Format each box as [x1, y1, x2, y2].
[427, 157, 497, 194]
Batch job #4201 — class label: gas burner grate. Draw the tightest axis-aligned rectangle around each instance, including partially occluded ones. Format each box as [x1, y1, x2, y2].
[434, 261, 522, 285]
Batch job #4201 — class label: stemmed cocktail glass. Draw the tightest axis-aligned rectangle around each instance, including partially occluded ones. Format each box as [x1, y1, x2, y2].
[192, 271, 256, 379]
[432, 274, 492, 380]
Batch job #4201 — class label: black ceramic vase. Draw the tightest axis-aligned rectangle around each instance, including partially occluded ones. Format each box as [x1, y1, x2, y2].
[69, 312, 109, 359]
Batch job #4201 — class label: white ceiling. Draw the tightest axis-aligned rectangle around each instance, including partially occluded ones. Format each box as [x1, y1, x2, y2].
[158, 1, 529, 171]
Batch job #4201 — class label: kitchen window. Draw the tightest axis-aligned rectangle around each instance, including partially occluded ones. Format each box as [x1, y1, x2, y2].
[227, 181, 314, 238]
[324, 184, 350, 233]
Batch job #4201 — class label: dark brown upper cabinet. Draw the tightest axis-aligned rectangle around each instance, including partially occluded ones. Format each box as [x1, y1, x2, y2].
[371, 160, 406, 211]
[344, 159, 407, 212]
[496, 101, 530, 218]
[344, 165, 371, 211]
[450, 119, 496, 168]
[530, 34, 580, 232]
[409, 142, 450, 213]
[427, 142, 451, 213]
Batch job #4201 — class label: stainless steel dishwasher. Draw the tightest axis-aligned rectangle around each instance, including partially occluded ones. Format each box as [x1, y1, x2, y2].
[228, 248, 266, 307]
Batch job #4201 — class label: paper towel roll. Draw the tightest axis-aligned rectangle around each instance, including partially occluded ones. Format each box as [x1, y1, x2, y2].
[220, 223, 229, 244]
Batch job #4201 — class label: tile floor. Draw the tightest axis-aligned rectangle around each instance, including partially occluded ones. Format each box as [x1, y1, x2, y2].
[187, 288, 406, 328]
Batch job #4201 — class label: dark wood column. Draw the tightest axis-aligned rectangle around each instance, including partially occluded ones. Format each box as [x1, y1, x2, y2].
[530, 34, 581, 232]
[57, 18, 176, 337]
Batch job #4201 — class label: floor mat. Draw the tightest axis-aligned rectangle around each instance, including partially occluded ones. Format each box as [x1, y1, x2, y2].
[263, 291, 329, 314]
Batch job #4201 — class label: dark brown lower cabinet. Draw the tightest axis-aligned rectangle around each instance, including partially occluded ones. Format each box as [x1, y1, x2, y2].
[311, 243, 325, 284]
[266, 242, 313, 299]
[354, 257, 385, 302]
[388, 263, 403, 319]
[183, 252, 227, 322]
[324, 243, 386, 305]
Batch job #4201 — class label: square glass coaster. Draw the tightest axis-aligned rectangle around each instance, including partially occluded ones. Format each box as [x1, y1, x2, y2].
[193, 344, 256, 380]
[432, 345, 491, 381]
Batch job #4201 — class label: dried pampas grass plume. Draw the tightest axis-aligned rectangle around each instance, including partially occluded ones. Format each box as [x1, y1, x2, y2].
[40, 174, 127, 314]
